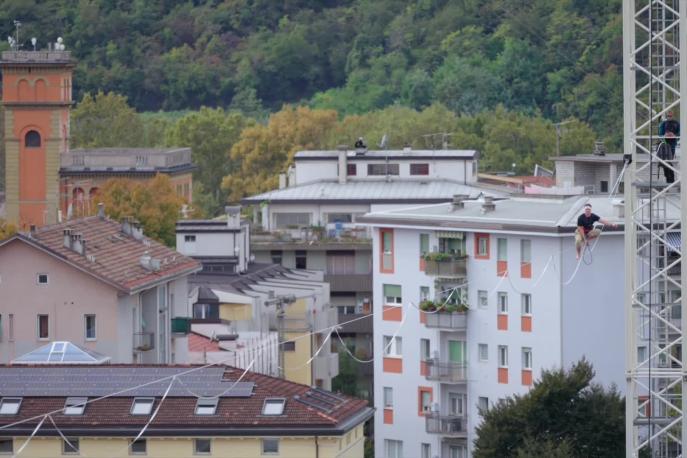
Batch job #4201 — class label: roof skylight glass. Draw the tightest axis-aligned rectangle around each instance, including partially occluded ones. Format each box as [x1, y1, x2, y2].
[262, 398, 286, 416]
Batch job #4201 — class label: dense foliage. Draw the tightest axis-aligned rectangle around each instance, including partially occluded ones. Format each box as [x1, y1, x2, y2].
[0, 0, 622, 148]
[473, 359, 624, 458]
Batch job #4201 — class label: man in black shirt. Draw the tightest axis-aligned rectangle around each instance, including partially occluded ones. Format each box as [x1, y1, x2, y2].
[575, 203, 616, 260]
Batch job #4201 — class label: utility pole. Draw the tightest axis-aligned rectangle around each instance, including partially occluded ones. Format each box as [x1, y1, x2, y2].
[553, 120, 573, 156]
[264, 292, 296, 378]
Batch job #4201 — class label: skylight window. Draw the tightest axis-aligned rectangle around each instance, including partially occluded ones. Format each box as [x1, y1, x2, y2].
[0, 398, 21, 415]
[262, 398, 286, 416]
[130, 398, 155, 415]
[195, 397, 218, 415]
[64, 397, 87, 415]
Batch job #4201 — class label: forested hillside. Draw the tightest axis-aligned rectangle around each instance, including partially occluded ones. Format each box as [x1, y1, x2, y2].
[0, 0, 622, 148]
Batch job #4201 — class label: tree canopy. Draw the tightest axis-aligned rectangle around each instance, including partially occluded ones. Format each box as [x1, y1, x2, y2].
[0, 0, 623, 149]
[473, 359, 624, 458]
[98, 175, 184, 247]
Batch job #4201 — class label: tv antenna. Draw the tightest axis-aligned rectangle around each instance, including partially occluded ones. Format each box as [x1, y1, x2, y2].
[379, 134, 388, 149]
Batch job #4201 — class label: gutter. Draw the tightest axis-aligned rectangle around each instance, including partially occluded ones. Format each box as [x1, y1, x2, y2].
[0, 408, 376, 438]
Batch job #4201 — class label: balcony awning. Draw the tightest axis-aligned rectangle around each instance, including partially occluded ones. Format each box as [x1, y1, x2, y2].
[666, 232, 681, 252]
[436, 231, 464, 239]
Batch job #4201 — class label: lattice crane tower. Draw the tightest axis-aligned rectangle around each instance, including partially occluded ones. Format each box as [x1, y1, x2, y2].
[624, 0, 687, 456]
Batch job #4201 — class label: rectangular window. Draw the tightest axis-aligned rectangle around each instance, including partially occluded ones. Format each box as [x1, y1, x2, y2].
[384, 439, 403, 458]
[421, 443, 431, 458]
[62, 438, 79, 455]
[478, 396, 489, 412]
[600, 180, 609, 193]
[522, 347, 533, 370]
[295, 250, 307, 269]
[383, 336, 402, 356]
[449, 445, 467, 458]
[498, 346, 509, 367]
[262, 438, 279, 454]
[184, 235, 196, 242]
[420, 338, 430, 360]
[410, 163, 429, 175]
[37, 273, 49, 285]
[64, 397, 87, 416]
[478, 290, 488, 308]
[194, 439, 211, 455]
[380, 229, 394, 272]
[274, 212, 310, 228]
[478, 343, 488, 361]
[383, 387, 393, 408]
[85, 315, 96, 340]
[475, 233, 490, 259]
[327, 213, 353, 223]
[0, 398, 21, 415]
[368, 163, 400, 176]
[38, 315, 49, 339]
[497, 238, 507, 261]
[419, 387, 432, 414]
[419, 233, 429, 257]
[419, 286, 430, 302]
[448, 392, 465, 416]
[130, 439, 146, 455]
[347, 163, 357, 176]
[521, 294, 532, 315]
[281, 341, 296, 351]
[520, 239, 531, 264]
[195, 397, 219, 415]
[383, 284, 402, 305]
[131, 398, 155, 415]
[0, 439, 12, 454]
[497, 292, 508, 314]
[638, 346, 647, 363]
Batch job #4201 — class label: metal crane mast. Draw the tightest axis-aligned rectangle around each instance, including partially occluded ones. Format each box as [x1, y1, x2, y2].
[624, 0, 687, 456]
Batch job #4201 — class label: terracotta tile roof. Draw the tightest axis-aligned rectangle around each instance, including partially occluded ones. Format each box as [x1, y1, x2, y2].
[3, 216, 200, 293]
[0, 366, 372, 435]
[188, 333, 222, 352]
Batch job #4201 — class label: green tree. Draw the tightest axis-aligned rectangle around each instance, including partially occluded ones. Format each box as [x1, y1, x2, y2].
[474, 359, 624, 458]
[222, 106, 338, 202]
[98, 174, 184, 247]
[71, 91, 144, 148]
[331, 349, 360, 397]
[166, 108, 254, 216]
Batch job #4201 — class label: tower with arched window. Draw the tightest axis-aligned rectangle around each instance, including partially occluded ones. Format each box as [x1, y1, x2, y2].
[1, 49, 73, 228]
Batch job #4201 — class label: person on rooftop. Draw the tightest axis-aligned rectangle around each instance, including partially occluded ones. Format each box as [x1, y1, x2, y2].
[575, 203, 616, 260]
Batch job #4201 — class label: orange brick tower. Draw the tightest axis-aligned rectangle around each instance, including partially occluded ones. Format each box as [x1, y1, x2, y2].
[1, 48, 73, 228]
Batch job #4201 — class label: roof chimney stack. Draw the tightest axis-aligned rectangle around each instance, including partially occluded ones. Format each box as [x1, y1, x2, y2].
[97, 202, 105, 220]
[482, 196, 496, 213]
[226, 205, 241, 229]
[593, 140, 606, 156]
[451, 194, 468, 211]
[63, 228, 73, 249]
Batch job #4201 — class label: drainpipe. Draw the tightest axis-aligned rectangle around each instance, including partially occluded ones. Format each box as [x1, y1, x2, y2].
[315, 436, 319, 458]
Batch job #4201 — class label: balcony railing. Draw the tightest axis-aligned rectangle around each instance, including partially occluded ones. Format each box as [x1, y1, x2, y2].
[323, 273, 372, 292]
[424, 312, 467, 330]
[425, 359, 467, 383]
[426, 413, 468, 436]
[133, 332, 155, 352]
[424, 255, 467, 277]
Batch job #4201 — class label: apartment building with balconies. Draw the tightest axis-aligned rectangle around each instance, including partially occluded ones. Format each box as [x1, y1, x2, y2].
[242, 147, 504, 401]
[0, 209, 201, 364]
[360, 195, 627, 458]
[175, 208, 339, 390]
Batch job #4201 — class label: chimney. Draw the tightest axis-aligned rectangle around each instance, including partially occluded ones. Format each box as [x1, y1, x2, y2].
[131, 221, 144, 241]
[337, 145, 348, 184]
[71, 233, 84, 255]
[593, 140, 606, 156]
[63, 228, 73, 249]
[482, 196, 496, 213]
[29, 225, 37, 237]
[451, 194, 468, 211]
[97, 203, 105, 220]
[279, 173, 287, 189]
[140, 251, 152, 270]
[226, 206, 241, 229]
[121, 216, 132, 236]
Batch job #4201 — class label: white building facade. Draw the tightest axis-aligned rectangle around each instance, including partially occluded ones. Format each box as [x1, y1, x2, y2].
[360, 196, 626, 458]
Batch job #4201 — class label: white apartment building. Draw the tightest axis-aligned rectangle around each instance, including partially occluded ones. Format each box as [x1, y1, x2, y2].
[359, 195, 626, 458]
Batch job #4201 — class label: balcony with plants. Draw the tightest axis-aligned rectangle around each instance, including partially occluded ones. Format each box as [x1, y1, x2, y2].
[419, 299, 468, 330]
[423, 252, 467, 277]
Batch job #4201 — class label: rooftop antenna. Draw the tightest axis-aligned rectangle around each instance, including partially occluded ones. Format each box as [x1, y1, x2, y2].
[12, 20, 21, 51]
[379, 134, 388, 150]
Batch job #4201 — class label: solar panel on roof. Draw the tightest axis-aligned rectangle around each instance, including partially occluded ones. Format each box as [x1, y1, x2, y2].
[0, 367, 254, 398]
[294, 388, 346, 413]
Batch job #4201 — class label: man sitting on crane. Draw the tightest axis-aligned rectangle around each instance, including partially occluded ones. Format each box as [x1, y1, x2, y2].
[658, 111, 680, 184]
[575, 203, 616, 260]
